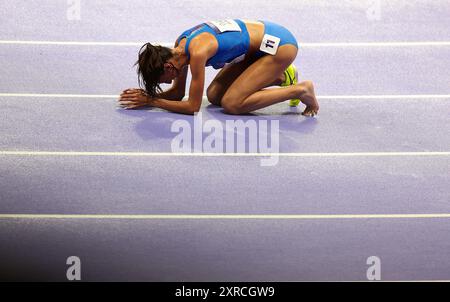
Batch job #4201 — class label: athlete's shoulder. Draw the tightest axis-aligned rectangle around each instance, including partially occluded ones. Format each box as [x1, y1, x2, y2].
[189, 33, 217, 56]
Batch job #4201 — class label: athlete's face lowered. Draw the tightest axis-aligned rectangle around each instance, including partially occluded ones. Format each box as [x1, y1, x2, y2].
[159, 62, 180, 84]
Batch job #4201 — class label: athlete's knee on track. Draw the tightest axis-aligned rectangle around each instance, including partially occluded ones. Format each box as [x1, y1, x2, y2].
[222, 103, 243, 115]
[206, 84, 223, 106]
[221, 96, 244, 115]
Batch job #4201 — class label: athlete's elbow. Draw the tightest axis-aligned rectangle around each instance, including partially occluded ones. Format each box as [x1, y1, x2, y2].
[185, 102, 201, 115]
[174, 92, 185, 101]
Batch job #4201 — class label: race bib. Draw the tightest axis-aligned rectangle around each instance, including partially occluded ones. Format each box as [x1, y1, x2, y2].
[206, 20, 242, 33]
[259, 34, 280, 56]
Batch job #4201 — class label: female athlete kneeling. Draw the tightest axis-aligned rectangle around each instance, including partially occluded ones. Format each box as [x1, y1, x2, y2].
[119, 19, 319, 116]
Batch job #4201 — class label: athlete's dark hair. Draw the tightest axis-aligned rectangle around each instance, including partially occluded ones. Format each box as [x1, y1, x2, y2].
[135, 43, 174, 98]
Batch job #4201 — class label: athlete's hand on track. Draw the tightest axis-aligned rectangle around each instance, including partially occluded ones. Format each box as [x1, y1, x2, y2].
[119, 89, 151, 109]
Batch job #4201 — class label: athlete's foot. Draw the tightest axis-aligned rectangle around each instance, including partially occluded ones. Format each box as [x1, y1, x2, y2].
[297, 81, 319, 117]
[302, 105, 319, 117]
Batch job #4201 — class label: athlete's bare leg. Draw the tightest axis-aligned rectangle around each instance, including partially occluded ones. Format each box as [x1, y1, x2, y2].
[220, 45, 320, 116]
[207, 57, 286, 106]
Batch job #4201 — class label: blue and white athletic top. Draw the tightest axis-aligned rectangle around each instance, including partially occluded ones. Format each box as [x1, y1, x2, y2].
[176, 19, 251, 69]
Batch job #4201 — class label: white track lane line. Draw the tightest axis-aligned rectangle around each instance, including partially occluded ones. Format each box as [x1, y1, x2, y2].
[1, 93, 450, 100]
[1, 40, 450, 47]
[318, 94, 450, 100]
[0, 93, 117, 98]
[1, 214, 450, 220]
[0, 151, 449, 157]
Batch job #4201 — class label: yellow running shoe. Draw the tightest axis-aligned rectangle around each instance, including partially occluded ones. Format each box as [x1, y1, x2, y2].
[281, 64, 300, 107]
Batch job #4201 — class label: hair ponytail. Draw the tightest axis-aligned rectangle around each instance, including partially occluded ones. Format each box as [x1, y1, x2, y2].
[135, 43, 174, 98]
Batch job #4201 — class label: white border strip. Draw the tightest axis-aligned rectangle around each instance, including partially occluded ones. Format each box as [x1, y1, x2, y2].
[302, 41, 450, 47]
[1, 93, 450, 100]
[0, 93, 117, 98]
[0, 40, 146, 46]
[0, 151, 449, 157]
[1, 40, 450, 47]
[1, 213, 450, 220]
[318, 94, 450, 100]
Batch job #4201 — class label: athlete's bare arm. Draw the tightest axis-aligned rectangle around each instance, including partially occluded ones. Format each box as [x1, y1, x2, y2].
[119, 34, 216, 114]
[156, 40, 189, 101]
[155, 65, 188, 101]
[119, 50, 207, 114]
[148, 51, 206, 114]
